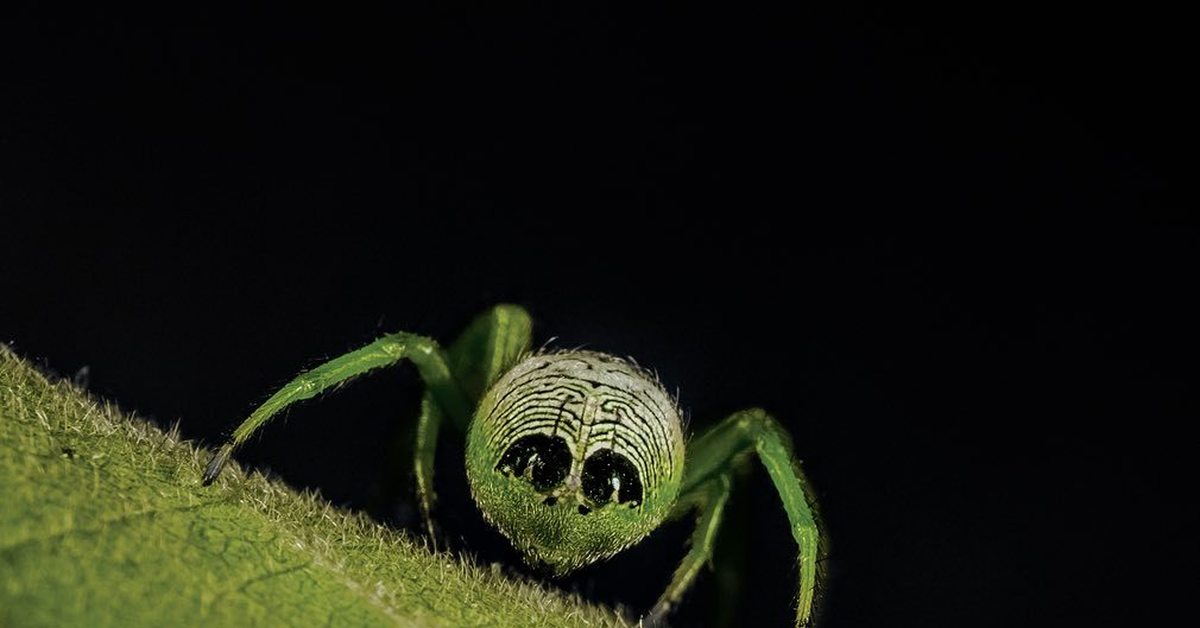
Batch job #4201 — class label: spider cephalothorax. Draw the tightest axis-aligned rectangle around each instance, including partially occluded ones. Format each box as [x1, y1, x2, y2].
[203, 305, 826, 626]
[466, 351, 685, 573]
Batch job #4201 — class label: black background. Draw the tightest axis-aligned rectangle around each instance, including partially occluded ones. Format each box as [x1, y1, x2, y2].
[1, 2, 1194, 627]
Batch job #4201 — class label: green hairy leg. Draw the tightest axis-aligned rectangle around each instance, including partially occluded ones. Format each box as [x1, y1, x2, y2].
[202, 305, 532, 491]
[647, 472, 733, 624]
[668, 408, 826, 627]
[413, 392, 444, 538]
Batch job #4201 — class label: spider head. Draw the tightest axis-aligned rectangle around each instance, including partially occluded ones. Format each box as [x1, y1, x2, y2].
[465, 351, 686, 575]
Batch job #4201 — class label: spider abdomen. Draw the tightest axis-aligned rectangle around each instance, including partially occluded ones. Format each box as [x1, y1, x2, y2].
[466, 351, 685, 573]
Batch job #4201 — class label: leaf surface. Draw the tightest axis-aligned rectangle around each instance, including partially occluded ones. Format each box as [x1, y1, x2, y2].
[0, 347, 626, 627]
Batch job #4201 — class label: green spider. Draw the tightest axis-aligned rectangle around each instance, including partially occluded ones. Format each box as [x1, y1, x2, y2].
[202, 304, 826, 626]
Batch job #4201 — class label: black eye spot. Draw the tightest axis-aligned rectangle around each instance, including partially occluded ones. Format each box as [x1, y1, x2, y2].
[581, 449, 643, 508]
[496, 434, 572, 492]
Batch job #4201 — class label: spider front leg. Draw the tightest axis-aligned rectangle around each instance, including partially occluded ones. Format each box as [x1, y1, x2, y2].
[651, 409, 826, 627]
[202, 303, 532, 503]
[202, 331, 471, 484]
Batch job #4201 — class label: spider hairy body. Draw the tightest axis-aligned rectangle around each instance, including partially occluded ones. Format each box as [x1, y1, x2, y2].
[202, 305, 826, 626]
[467, 351, 684, 574]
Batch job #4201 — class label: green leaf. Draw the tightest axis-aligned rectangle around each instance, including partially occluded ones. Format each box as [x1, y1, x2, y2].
[0, 347, 627, 627]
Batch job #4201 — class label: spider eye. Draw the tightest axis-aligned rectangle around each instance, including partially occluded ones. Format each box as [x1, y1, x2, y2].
[496, 435, 571, 492]
[581, 449, 643, 508]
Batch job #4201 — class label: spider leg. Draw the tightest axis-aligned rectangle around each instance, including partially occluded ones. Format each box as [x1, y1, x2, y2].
[646, 472, 733, 626]
[412, 304, 533, 539]
[655, 408, 827, 627]
[413, 391, 444, 541]
[202, 331, 470, 484]
[443, 303, 534, 402]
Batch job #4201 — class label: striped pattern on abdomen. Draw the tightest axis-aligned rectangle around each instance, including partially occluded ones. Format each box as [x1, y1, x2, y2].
[476, 351, 684, 492]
